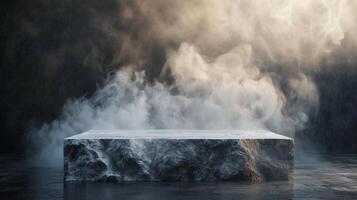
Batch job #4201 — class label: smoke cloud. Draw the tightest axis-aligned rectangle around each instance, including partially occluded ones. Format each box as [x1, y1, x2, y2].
[30, 0, 357, 166]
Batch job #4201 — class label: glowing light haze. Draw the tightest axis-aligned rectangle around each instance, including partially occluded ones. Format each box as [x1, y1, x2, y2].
[31, 0, 357, 166]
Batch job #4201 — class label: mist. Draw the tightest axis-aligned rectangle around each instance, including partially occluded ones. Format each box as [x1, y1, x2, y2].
[26, 0, 357, 166]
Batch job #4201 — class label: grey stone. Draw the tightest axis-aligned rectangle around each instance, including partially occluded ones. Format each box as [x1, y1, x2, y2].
[64, 130, 293, 182]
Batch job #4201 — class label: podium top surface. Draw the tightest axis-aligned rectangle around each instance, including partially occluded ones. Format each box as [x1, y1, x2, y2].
[65, 130, 292, 140]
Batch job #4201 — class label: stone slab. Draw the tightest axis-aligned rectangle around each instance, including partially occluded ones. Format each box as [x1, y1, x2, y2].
[64, 130, 293, 182]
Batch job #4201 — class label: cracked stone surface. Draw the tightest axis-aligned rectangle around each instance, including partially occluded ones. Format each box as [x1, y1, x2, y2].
[64, 130, 293, 182]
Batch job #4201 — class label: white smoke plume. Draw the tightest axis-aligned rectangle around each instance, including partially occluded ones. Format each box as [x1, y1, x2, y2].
[30, 0, 357, 166]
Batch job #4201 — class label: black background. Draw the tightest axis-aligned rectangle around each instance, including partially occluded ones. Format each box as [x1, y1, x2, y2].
[1, 0, 356, 154]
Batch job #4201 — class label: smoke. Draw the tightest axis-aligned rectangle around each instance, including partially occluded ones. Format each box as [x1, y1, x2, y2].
[30, 0, 357, 166]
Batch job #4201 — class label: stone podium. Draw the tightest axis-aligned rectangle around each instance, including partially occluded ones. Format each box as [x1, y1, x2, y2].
[64, 130, 293, 182]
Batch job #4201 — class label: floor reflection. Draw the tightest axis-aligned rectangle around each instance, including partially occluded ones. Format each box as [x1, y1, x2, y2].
[64, 181, 293, 200]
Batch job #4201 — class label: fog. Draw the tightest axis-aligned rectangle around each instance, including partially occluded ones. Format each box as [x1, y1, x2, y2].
[27, 0, 357, 166]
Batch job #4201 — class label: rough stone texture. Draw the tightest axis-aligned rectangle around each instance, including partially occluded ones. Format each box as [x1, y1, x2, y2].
[64, 130, 293, 182]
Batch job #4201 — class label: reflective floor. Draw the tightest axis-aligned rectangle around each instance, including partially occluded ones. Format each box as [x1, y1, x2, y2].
[0, 154, 357, 200]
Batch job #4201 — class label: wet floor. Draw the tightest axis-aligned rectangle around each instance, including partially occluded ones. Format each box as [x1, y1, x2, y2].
[0, 154, 357, 200]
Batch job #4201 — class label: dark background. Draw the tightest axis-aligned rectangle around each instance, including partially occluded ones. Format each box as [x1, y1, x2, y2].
[0, 0, 356, 154]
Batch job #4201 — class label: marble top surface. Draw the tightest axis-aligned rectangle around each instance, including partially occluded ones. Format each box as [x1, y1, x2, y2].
[66, 130, 292, 140]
